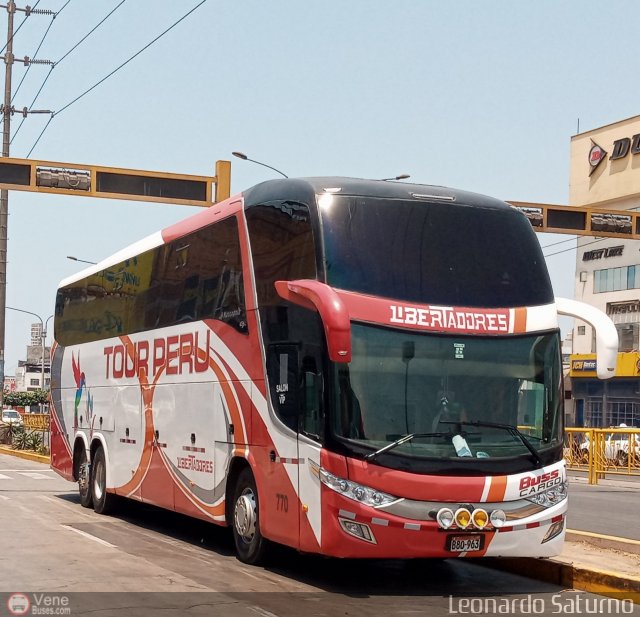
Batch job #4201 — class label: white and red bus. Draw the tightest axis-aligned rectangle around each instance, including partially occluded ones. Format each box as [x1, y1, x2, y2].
[50, 178, 617, 563]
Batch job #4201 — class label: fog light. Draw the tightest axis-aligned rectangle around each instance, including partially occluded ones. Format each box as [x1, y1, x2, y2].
[338, 518, 376, 544]
[436, 508, 455, 529]
[542, 519, 564, 544]
[471, 508, 488, 529]
[454, 507, 471, 529]
[489, 509, 506, 528]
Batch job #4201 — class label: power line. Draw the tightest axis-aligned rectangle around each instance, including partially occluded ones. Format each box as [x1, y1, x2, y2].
[543, 237, 608, 259]
[11, 12, 56, 103]
[13, 0, 123, 145]
[57, 0, 126, 66]
[16, 0, 73, 92]
[25, 0, 208, 157]
[0, 0, 41, 56]
[540, 235, 578, 250]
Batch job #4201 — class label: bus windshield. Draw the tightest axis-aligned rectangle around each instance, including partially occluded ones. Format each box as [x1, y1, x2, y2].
[320, 195, 554, 308]
[332, 324, 562, 463]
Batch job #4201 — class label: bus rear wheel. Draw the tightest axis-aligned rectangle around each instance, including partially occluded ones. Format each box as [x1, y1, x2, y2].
[232, 468, 269, 564]
[91, 446, 116, 515]
[77, 448, 93, 509]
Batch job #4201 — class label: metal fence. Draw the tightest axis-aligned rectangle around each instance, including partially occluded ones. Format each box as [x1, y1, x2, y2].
[565, 427, 640, 484]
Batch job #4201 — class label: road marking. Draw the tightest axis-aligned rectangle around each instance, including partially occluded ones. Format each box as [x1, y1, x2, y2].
[61, 525, 117, 548]
[248, 607, 280, 617]
[0, 473, 12, 480]
[0, 469, 55, 472]
[0, 494, 9, 500]
[17, 472, 52, 480]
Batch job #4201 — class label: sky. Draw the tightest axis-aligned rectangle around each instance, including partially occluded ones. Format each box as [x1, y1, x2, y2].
[3, 0, 640, 374]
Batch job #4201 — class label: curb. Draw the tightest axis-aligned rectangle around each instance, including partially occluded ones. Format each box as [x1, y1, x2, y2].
[0, 446, 50, 464]
[482, 556, 640, 603]
[566, 529, 640, 556]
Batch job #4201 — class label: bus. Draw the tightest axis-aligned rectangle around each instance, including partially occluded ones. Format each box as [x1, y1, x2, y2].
[50, 177, 618, 563]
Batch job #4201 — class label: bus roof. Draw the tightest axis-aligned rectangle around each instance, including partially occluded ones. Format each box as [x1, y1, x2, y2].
[243, 177, 510, 211]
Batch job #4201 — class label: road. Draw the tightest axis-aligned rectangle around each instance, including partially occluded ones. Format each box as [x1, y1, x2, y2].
[0, 453, 638, 617]
[568, 473, 640, 540]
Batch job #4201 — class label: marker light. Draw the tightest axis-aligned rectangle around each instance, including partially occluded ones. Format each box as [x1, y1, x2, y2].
[338, 518, 376, 544]
[454, 507, 472, 529]
[471, 508, 489, 530]
[436, 508, 455, 529]
[542, 519, 565, 544]
[489, 509, 507, 528]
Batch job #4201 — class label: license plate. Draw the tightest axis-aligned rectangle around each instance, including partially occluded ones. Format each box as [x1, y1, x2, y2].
[446, 534, 484, 553]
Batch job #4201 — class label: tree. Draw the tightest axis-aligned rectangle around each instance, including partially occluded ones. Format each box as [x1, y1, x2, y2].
[3, 390, 48, 407]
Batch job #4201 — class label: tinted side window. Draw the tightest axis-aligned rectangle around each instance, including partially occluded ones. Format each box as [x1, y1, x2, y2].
[246, 201, 316, 306]
[55, 254, 148, 346]
[55, 216, 247, 346]
[137, 216, 246, 333]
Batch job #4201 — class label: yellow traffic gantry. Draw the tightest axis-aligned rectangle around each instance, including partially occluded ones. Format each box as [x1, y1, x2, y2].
[0, 157, 231, 206]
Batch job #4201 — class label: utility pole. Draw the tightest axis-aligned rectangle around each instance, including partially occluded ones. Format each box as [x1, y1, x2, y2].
[0, 0, 15, 410]
[0, 3, 54, 409]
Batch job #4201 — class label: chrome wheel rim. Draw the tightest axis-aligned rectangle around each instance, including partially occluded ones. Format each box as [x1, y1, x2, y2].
[79, 462, 90, 492]
[93, 460, 104, 501]
[234, 488, 257, 543]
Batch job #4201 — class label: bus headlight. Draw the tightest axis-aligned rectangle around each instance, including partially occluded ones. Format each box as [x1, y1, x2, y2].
[436, 508, 455, 529]
[489, 509, 506, 528]
[454, 507, 472, 529]
[471, 508, 489, 529]
[315, 466, 399, 508]
[525, 482, 568, 507]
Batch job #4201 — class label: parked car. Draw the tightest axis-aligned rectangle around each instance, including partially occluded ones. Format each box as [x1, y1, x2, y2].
[579, 425, 640, 466]
[1, 408, 23, 426]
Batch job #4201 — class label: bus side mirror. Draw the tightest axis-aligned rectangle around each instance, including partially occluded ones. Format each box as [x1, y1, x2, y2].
[274, 279, 351, 363]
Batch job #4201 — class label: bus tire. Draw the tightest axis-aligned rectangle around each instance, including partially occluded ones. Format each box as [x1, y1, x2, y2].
[77, 448, 93, 509]
[91, 446, 116, 515]
[231, 467, 269, 565]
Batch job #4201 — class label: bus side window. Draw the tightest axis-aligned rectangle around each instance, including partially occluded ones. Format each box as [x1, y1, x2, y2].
[301, 357, 323, 440]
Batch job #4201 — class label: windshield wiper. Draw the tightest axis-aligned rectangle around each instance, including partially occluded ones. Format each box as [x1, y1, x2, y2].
[439, 420, 543, 468]
[364, 432, 449, 462]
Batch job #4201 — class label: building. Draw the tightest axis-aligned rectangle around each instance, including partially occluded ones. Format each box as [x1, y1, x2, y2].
[569, 115, 640, 428]
[14, 322, 51, 392]
[15, 350, 51, 392]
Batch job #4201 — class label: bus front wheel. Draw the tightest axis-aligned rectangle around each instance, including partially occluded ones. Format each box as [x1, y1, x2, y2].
[232, 468, 269, 564]
[91, 446, 116, 515]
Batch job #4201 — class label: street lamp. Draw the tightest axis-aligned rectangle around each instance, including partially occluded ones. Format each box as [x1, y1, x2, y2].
[232, 151, 289, 179]
[379, 174, 411, 181]
[67, 255, 97, 265]
[6, 306, 54, 406]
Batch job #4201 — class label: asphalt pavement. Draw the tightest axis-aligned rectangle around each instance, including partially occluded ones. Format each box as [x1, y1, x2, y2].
[0, 450, 639, 614]
[567, 472, 640, 540]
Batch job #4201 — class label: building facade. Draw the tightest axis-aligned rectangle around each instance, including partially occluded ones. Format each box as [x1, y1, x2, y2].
[569, 115, 640, 428]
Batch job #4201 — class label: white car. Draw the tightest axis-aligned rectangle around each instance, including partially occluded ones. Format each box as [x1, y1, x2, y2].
[1, 409, 23, 426]
[579, 425, 640, 466]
